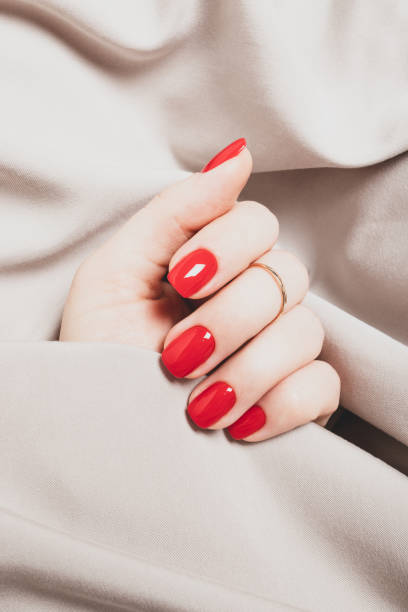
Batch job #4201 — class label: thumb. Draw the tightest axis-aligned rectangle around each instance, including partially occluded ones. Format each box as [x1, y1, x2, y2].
[101, 138, 252, 289]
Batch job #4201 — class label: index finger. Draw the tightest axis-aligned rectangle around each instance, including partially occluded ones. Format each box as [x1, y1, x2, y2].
[167, 200, 279, 298]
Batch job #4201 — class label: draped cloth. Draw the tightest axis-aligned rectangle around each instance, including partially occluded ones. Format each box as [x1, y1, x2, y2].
[0, 2, 407, 610]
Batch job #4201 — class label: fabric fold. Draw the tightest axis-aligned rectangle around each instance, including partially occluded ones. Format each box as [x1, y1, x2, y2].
[0, 0, 198, 66]
[1, 342, 408, 611]
[1, 1, 408, 610]
[306, 291, 408, 446]
[1, 508, 298, 612]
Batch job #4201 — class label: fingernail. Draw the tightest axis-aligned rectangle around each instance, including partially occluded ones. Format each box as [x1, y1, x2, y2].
[201, 137, 246, 173]
[167, 248, 217, 297]
[161, 325, 215, 378]
[227, 405, 266, 440]
[187, 381, 236, 428]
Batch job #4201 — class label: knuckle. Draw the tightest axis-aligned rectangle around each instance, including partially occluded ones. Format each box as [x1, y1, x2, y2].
[314, 360, 341, 416]
[262, 249, 309, 295]
[315, 360, 341, 388]
[296, 304, 325, 345]
[238, 200, 279, 235]
[280, 250, 309, 289]
[323, 362, 341, 402]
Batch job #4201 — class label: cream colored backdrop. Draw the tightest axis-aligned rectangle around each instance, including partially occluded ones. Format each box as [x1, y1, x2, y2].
[0, 2, 407, 610]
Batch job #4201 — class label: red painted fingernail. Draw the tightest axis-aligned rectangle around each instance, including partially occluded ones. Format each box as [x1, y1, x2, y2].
[161, 325, 215, 378]
[187, 381, 236, 428]
[167, 248, 217, 297]
[227, 405, 266, 440]
[201, 137, 246, 173]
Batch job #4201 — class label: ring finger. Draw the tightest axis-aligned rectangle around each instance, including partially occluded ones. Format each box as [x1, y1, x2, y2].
[186, 304, 324, 430]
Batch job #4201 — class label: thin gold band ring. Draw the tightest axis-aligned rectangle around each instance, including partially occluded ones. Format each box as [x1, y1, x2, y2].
[248, 262, 287, 323]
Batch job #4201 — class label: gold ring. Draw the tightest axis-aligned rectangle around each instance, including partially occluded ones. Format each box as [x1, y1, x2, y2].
[248, 262, 287, 322]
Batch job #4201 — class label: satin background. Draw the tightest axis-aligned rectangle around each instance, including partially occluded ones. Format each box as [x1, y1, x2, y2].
[1, 1, 407, 610]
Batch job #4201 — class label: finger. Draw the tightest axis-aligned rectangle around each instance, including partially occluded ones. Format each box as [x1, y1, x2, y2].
[162, 249, 308, 378]
[314, 414, 332, 427]
[227, 360, 341, 441]
[166, 200, 279, 298]
[186, 304, 324, 429]
[82, 139, 252, 296]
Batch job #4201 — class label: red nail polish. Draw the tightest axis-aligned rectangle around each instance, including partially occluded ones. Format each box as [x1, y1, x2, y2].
[167, 248, 217, 298]
[162, 325, 215, 378]
[187, 381, 236, 428]
[201, 137, 246, 173]
[227, 405, 266, 440]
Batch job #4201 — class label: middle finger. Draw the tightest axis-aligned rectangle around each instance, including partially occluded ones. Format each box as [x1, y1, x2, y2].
[161, 249, 308, 378]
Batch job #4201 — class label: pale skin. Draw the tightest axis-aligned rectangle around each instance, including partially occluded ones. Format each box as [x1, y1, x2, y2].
[60, 145, 340, 441]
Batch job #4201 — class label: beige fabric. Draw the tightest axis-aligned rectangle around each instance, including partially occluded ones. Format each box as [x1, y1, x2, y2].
[0, 1, 407, 610]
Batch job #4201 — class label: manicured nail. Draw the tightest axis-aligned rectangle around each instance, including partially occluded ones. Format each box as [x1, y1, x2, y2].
[227, 405, 266, 440]
[201, 137, 246, 173]
[187, 381, 236, 428]
[161, 325, 215, 378]
[167, 248, 217, 298]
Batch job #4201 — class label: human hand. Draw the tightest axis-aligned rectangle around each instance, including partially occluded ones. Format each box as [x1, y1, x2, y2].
[60, 139, 340, 441]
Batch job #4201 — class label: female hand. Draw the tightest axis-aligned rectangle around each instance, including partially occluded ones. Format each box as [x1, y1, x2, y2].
[60, 139, 340, 441]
